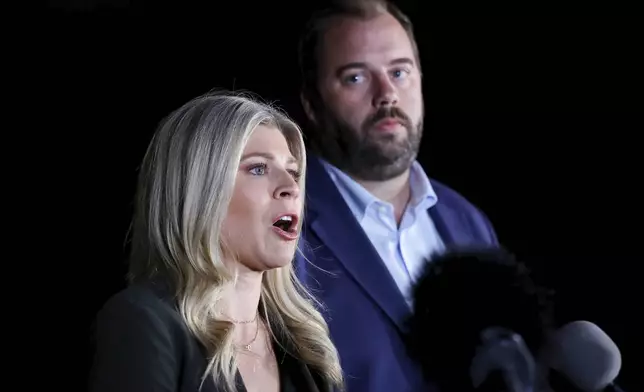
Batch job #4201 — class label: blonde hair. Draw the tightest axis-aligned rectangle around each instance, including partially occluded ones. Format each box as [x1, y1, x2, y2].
[127, 91, 343, 390]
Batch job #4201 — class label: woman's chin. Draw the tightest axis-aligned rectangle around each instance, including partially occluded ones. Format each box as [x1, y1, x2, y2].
[266, 253, 297, 270]
[263, 265, 287, 273]
[265, 257, 294, 270]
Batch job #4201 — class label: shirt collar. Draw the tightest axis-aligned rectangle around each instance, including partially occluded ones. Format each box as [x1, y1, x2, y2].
[321, 159, 438, 222]
[408, 160, 438, 211]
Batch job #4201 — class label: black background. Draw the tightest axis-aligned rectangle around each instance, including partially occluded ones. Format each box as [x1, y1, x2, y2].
[37, 1, 642, 390]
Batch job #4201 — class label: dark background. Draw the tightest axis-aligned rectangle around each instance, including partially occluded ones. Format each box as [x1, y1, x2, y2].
[38, 1, 641, 390]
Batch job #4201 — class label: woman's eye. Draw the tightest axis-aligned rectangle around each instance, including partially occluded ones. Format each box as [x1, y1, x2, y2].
[288, 170, 302, 182]
[248, 164, 267, 175]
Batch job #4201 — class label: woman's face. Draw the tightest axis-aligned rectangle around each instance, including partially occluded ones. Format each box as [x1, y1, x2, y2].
[221, 125, 303, 272]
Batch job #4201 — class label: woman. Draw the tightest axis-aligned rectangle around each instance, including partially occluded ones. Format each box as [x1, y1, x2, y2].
[88, 91, 344, 392]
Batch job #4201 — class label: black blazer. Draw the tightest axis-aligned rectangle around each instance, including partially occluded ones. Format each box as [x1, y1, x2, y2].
[88, 281, 333, 392]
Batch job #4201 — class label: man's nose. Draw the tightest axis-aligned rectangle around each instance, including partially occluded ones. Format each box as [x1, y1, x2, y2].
[373, 74, 399, 108]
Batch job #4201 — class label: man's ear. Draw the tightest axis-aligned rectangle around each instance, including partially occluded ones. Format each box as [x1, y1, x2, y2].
[300, 92, 317, 124]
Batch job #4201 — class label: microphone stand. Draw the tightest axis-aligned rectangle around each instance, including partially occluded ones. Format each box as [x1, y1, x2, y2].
[606, 383, 626, 392]
[470, 327, 537, 392]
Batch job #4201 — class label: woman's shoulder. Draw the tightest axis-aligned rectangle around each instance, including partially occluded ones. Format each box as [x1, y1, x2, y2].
[94, 281, 184, 337]
[101, 280, 173, 309]
[89, 282, 194, 391]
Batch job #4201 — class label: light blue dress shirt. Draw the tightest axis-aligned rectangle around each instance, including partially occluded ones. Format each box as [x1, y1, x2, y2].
[322, 159, 446, 307]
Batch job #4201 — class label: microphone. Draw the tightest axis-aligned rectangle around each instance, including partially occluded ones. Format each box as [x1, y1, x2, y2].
[546, 320, 626, 392]
[404, 246, 555, 391]
[470, 326, 537, 392]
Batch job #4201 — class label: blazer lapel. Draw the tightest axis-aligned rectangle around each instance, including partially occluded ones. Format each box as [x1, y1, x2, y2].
[296, 362, 324, 392]
[428, 195, 474, 248]
[304, 157, 412, 332]
[275, 338, 329, 392]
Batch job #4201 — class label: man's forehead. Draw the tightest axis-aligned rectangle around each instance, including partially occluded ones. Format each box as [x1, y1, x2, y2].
[320, 13, 414, 67]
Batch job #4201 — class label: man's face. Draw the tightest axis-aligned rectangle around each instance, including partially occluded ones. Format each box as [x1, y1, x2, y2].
[311, 12, 423, 181]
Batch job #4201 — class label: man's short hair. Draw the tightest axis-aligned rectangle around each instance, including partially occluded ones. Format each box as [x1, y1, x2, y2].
[298, 0, 421, 109]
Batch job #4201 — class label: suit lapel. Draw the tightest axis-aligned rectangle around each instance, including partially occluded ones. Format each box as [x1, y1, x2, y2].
[305, 157, 412, 332]
[275, 338, 327, 392]
[295, 361, 324, 392]
[428, 192, 473, 248]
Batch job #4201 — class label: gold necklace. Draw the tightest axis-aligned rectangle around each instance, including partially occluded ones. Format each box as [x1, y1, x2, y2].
[225, 312, 258, 325]
[236, 319, 260, 351]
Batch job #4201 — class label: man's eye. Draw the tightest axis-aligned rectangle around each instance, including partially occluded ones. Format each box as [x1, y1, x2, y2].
[392, 68, 410, 79]
[344, 74, 364, 84]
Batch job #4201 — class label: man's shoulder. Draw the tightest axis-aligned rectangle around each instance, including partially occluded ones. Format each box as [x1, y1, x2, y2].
[427, 175, 498, 244]
[428, 176, 495, 225]
[304, 155, 487, 217]
[428, 177, 481, 212]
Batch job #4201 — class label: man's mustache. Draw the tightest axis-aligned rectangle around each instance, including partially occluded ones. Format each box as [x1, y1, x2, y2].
[364, 107, 413, 130]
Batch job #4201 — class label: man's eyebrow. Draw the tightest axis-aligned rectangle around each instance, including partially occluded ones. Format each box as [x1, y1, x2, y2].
[335, 57, 415, 77]
[335, 62, 368, 77]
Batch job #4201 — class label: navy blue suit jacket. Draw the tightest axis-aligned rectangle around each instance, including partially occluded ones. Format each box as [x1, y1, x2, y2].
[295, 156, 499, 392]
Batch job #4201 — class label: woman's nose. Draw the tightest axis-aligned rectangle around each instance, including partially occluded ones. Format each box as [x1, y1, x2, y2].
[273, 173, 300, 200]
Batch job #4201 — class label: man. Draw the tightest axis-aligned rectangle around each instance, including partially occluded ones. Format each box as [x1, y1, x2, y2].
[294, 1, 499, 391]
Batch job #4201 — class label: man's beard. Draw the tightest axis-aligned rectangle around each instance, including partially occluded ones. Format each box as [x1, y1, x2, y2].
[312, 105, 423, 181]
